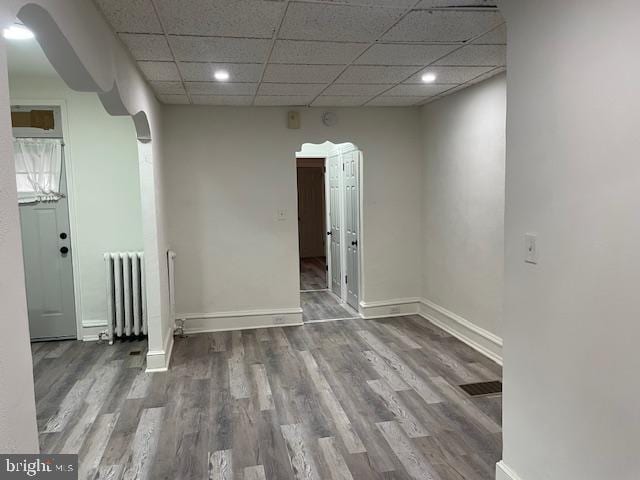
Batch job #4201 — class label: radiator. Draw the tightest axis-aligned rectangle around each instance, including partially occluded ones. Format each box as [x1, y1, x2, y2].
[104, 252, 147, 343]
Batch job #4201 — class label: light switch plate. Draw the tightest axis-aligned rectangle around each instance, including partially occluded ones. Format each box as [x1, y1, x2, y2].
[525, 233, 538, 264]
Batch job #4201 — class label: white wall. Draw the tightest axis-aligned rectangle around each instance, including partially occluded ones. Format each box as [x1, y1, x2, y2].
[1, 3, 171, 412]
[162, 106, 423, 320]
[499, 0, 640, 479]
[421, 74, 506, 338]
[0, 39, 39, 454]
[9, 75, 143, 332]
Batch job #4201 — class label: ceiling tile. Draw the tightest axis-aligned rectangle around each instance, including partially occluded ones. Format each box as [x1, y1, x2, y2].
[435, 44, 506, 66]
[158, 94, 190, 104]
[270, 40, 366, 65]
[466, 66, 505, 85]
[95, 0, 162, 33]
[415, 0, 499, 7]
[336, 65, 417, 84]
[170, 36, 271, 63]
[254, 96, 315, 106]
[179, 63, 263, 82]
[312, 96, 374, 107]
[356, 43, 458, 66]
[138, 61, 181, 81]
[186, 82, 258, 95]
[405, 65, 493, 84]
[383, 10, 503, 42]
[323, 84, 392, 96]
[154, 0, 285, 37]
[384, 84, 452, 96]
[263, 64, 344, 84]
[279, 3, 404, 42]
[258, 83, 325, 96]
[473, 23, 506, 45]
[119, 34, 173, 61]
[191, 95, 254, 106]
[366, 96, 421, 106]
[149, 81, 185, 95]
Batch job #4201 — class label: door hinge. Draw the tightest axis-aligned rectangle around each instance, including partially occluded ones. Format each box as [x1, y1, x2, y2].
[345, 275, 348, 284]
[325, 265, 328, 271]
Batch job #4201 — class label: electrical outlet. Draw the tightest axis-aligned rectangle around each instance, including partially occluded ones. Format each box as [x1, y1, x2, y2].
[273, 316, 286, 325]
[390, 306, 401, 315]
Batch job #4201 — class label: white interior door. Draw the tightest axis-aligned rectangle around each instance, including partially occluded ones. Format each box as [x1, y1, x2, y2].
[19, 152, 76, 340]
[344, 150, 360, 309]
[14, 106, 76, 341]
[328, 154, 342, 297]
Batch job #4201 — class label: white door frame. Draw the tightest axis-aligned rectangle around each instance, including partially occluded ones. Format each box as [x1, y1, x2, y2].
[324, 156, 331, 290]
[12, 98, 83, 340]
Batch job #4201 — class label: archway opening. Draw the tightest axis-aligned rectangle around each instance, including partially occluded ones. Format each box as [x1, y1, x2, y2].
[295, 141, 363, 323]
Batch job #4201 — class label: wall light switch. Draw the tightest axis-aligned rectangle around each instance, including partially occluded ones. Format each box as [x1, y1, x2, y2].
[277, 209, 287, 221]
[525, 233, 538, 264]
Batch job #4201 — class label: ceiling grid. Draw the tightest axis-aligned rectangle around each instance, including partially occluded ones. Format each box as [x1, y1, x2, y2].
[94, 0, 506, 106]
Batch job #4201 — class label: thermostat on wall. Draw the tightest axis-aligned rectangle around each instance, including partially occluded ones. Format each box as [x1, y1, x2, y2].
[322, 111, 338, 127]
[287, 111, 300, 129]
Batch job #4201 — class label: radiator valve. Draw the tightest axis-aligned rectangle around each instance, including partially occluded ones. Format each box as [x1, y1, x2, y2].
[174, 319, 186, 338]
[97, 330, 111, 345]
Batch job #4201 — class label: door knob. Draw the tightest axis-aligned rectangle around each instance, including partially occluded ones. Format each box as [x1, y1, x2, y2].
[327, 231, 332, 236]
[60, 246, 69, 254]
[59, 232, 67, 239]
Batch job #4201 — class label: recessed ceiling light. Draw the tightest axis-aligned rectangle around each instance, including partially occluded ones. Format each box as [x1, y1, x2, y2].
[421, 72, 437, 83]
[214, 70, 230, 82]
[3, 24, 34, 40]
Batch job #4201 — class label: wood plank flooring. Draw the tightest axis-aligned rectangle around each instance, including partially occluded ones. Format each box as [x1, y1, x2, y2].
[300, 290, 357, 323]
[300, 257, 327, 291]
[32, 315, 502, 479]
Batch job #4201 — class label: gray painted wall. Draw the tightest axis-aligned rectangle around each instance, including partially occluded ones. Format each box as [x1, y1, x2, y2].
[500, 0, 640, 478]
[421, 74, 506, 338]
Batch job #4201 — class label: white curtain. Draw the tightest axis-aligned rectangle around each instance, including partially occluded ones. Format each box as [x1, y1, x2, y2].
[13, 138, 63, 204]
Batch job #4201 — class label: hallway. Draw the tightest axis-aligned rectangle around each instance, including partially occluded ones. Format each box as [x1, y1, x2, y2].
[31, 317, 502, 479]
[300, 257, 327, 291]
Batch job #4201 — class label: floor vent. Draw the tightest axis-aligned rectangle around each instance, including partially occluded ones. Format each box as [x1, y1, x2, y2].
[129, 350, 142, 356]
[459, 381, 502, 397]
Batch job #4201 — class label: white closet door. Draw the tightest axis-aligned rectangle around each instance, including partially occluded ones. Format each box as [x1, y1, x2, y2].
[328, 154, 342, 297]
[344, 150, 360, 310]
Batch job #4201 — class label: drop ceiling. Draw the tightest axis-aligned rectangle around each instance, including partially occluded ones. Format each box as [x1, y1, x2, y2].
[94, 0, 506, 107]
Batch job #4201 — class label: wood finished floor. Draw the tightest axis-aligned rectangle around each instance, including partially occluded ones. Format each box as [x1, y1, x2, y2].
[300, 257, 327, 291]
[32, 315, 502, 480]
[300, 290, 357, 322]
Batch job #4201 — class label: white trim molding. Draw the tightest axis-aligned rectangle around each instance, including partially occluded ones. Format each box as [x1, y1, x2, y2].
[146, 326, 174, 373]
[81, 319, 107, 341]
[496, 461, 524, 480]
[177, 307, 303, 335]
[359, 298, 421, 319]
[418, 298, 503, 365]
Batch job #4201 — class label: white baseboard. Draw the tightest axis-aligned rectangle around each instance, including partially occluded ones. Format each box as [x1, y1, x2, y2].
[177, 307, 303, 335]
[81, 319, 107, 341]
[146, 326, 174, 373]
[359, 298, 421, 319]
[496, 461, 523, 480]
[418, 298, 503, 365]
